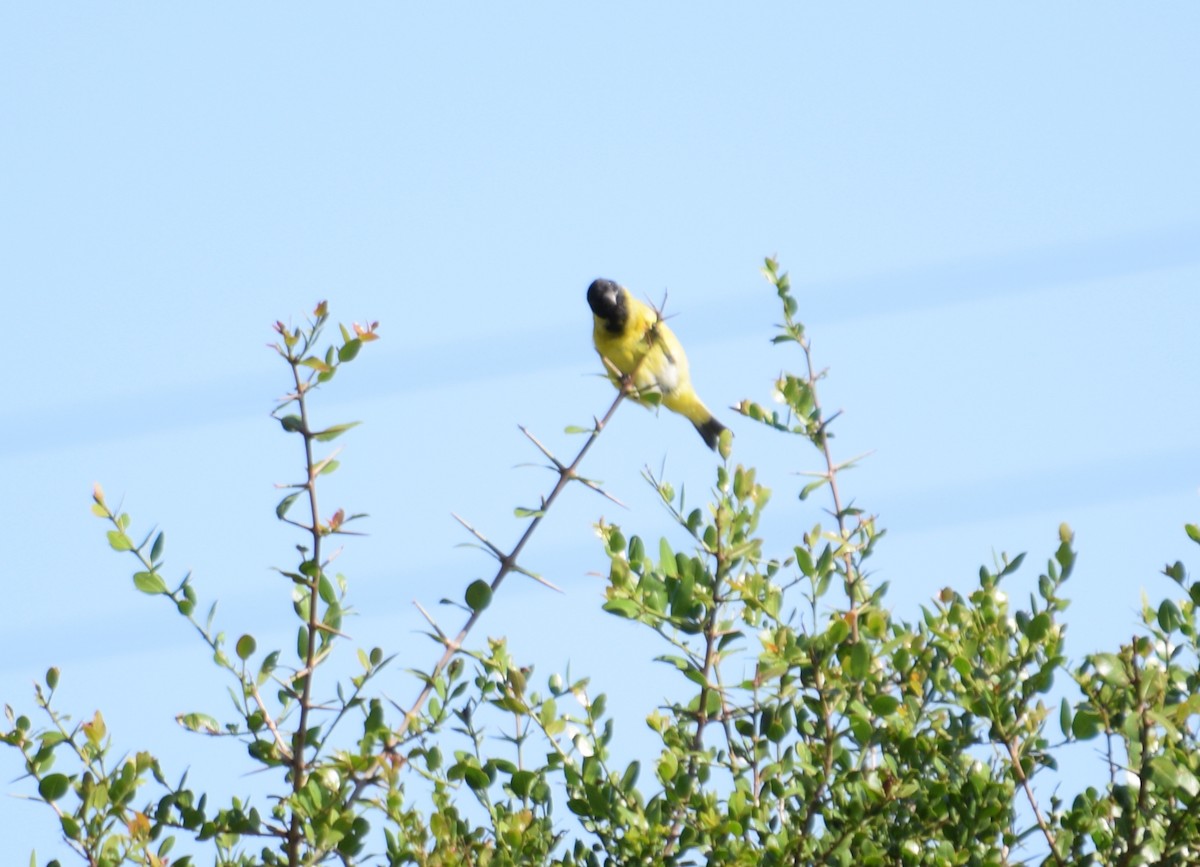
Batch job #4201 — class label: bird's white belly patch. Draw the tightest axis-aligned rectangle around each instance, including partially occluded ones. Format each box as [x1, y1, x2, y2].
[655, 358, 680, 393]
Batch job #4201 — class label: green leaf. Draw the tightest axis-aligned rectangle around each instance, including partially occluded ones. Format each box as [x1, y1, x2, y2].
[1071, 708, 1103, 740]
[539, 697, 558, 727]
[602, 599, 640, 619]
[1186, 523, 1200, 544]
[312, 422, 361, 442]
[107, 530, 134, 552]
[338, 339, 362, 362]
[1158, 599, 1182, 633]
[463, 766, 490, 792]
[236, 635, 257, 661]
[607, 530, 626, 556]
[659, 538, 677, 576]
[318, 575, 338, 605]
[870, 694, 900, 716]
[323, 600, 342, 632]
[177, 712, 220, 734]
[848, 712, 871, 743]
[279, 415, 304, 433]
[465, 580, 492, 612]
[815, 545, 834, 577]
[1059, 697, 1072, 739]
[628, 535, 644, 564]
[799, 479, 826, 501]
[276, 492, 302, 518]
[133, 571, 168, 595]
[38, 773, 70, 802]
[510, 769, 535, 797]
[1055, 537, 1076, 578]
[564, 425, 592, 434]
[300, 356, 332, 373]
[150, 531, 165, 563]
[514, 506, 545, 519]
[621, 761, 640, 790]
[1024, 612, 1051, 641]
[45, 667, 59, 690]
[656, 750, 678, 784]
[1091, 653, 1128, 688]
[670, 570, 695, 617]
[1149, 756, 1200, 798]
[656, 654, 692, 674]
[999, 551, 1026, 577]
[849, 641, 870, 680]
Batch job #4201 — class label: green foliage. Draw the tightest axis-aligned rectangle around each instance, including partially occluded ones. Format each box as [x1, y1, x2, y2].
[5, 276, 1200, 866]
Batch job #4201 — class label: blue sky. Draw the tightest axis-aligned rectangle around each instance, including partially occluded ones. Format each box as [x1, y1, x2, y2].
[4, 3, 1200, 861]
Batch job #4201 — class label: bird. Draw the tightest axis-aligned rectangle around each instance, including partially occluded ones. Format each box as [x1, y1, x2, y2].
[586, 278, 727, 450]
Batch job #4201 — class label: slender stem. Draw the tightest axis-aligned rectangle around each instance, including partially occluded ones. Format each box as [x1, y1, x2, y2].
[1007, 737, 1065, 867]
[801, 648, 836, 839]
[663, 486, 728, 856]
[248, 679, 293, 761]
[287, 357, 324, 865]
[1129, 649, 1151, 863]
[798, 335, 862, 632]
[769, 260, 866, 633]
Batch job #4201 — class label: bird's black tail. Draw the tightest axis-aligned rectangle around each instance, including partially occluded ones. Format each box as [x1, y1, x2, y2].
[695, 417, 728, 451]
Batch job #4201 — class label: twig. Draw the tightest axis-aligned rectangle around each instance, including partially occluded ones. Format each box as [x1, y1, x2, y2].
[796, 337, 863, 636]
[1007, 737, 1066, 867]
[389, 388, 628, 750]
[664, 481, 728, 856]
[285, 347, 324, 866]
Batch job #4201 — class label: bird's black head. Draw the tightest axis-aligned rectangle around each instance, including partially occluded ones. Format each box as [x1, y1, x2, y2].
[587, 278, 628, 334]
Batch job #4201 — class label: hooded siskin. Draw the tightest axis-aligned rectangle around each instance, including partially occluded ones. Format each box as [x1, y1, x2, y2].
[587, 278, 727, 450]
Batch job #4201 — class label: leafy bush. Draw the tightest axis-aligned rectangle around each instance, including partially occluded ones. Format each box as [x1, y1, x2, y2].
[5, 265, 1200, 866]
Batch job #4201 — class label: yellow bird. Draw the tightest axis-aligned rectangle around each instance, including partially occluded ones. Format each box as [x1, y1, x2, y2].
[587, 278, 727, 450]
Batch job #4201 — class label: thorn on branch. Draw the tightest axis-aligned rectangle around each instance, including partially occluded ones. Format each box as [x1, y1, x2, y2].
[815, 409, 842, 440]
[519, 425, 567, 472]
[511, 562, 563, 593]
[451, 513, 504, 560]
[412, 600, 446, 639]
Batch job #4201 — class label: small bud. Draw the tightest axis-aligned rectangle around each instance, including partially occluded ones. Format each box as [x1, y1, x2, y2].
[718, 427, 733, 460]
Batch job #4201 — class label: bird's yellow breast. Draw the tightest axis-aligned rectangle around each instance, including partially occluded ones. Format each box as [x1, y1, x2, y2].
[592, 296, 690, 396]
